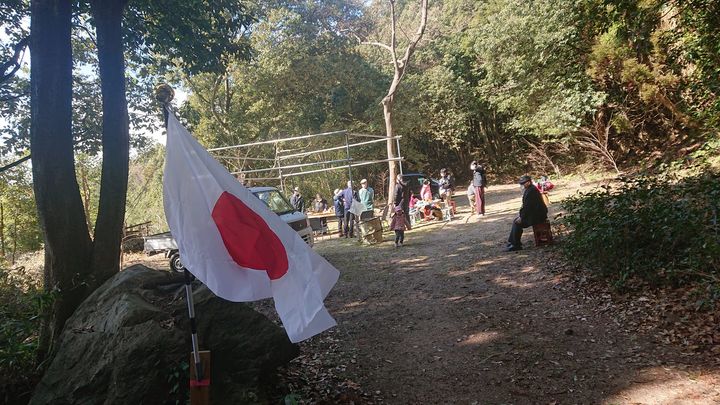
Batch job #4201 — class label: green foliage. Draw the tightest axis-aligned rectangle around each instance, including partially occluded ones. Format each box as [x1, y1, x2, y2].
[284, 393, 301, 405]
[182, 0, 383, 149]
[0, 161, 42, 262]
[165, 360, 189, 405]
[561, 171, 720, 287]
[472, 0, 604, 139]
[125, 145, 168, 234]
[0, 266, 49, 401]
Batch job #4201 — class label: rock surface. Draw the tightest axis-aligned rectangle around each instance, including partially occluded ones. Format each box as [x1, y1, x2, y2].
[30, 265, 298, 405]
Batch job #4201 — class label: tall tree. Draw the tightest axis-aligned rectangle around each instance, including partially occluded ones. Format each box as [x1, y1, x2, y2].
[25, 0, 256, 359]
[30, 0, 92, 360]
[89, 0, 130, 290]
[362, 0, 428, 201]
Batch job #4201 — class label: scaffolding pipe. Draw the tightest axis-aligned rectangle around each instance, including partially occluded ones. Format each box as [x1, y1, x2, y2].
[282, 157, 403, 178]
[344, 132, 352, 184]
[208, 130, 347, 152]
[233, 176, 283, 181]
[213, 155, 276, 161]
[396, 137, 404, 175]
[232, 157, 354, 174]
[277, 137, 400, 160]
[347, 133, 399, 139]
[276, 144, 284, 192]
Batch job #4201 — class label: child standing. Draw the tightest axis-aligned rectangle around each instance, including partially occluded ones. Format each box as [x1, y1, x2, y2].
[390, 205, 410, 247]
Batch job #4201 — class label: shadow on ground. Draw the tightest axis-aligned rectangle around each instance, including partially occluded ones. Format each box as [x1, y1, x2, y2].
[312, 180, 720, 404]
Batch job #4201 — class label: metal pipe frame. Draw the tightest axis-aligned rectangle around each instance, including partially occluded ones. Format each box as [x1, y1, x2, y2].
[207, 130, 347, 152]
[277, 137, 401, 160]
[231, 157, 354, 175]
[282, 157, 404, 178]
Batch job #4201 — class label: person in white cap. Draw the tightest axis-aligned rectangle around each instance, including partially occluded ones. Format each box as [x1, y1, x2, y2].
[358, 178, 374, 220]
[290, 186, 305, 212]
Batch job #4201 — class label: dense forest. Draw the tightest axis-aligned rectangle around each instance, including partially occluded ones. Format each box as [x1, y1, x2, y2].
[1, 0, 719, 402]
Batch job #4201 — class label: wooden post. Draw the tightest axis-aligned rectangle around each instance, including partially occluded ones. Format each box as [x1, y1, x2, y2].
[189, 350, 211, 405]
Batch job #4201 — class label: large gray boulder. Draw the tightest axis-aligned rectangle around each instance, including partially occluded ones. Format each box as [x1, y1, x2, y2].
[30, 265, 299, 405]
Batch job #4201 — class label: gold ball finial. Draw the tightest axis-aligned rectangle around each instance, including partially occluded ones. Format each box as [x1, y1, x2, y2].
[154, 84, 175, 104]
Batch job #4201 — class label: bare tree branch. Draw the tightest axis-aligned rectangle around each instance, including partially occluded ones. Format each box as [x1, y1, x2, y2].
[72, 22, 98, 48]
[0, 36, 30, 85]
[0, 88, 29, 102]
[360, 39, 394, 54]
[389, 0, 399, 72]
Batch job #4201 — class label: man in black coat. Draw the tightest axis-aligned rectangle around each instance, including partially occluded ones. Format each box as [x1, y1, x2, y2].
[507, 175, 548, 251]
[393, 174, 412, 229]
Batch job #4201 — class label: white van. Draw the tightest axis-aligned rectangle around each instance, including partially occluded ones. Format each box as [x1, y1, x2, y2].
[249, 186, 314, 246]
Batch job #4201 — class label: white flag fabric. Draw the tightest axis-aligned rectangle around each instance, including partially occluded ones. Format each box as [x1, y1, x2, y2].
[162, 113, 339, 342]
[349, 199, 365, 217]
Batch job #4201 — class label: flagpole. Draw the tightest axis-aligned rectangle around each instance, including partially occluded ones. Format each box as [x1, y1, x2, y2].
[183, 268, 204, 382]
[155, 84, 210, 404]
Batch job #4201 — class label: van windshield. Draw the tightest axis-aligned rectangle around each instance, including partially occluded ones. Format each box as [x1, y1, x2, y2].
[252, 190, 295, 215]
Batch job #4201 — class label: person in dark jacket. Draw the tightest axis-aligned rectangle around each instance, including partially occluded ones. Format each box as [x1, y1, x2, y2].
[471, 161, 487, 216]
[342, 181, 358, 237]
[393, 174, 412, 229]
[333, 188, 345, 237]
[290, 187, 305, 212]
[507, 175, 548, 251]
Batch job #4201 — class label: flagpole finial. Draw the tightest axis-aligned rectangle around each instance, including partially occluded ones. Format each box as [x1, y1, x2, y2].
[155, 83, 175, 105]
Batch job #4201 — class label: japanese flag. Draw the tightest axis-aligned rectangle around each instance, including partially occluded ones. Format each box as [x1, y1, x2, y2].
[162, 113, 339, 343]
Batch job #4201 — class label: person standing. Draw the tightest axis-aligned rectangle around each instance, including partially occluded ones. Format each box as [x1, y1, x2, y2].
[438, 168, 455, 200]
[333, 188, 345, 237]
[507, 175, 548, 251]
[358, 178, 375, 220]
[393, 173, 412, 229]
[313, 193, 328, 212]
[420, 179, 432, 201]
[471, 161, 487, 215]
[313, 193, 329, 233]
[342, 180, 358, 237]
[467, 181, 476, 212]
[390, 205, 410, 247]
[290, 187, 305, 212]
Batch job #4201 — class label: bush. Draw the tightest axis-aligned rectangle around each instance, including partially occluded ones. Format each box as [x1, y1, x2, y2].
[560, 172, 720, 287]
[0, 266, 47, 403]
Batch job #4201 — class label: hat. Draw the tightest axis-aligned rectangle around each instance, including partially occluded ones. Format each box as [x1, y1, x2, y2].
[518, 175, 532, 184]
[360, 178, 367, 184]
[294, 186, 300, 192]
[394, 205, 403, 213]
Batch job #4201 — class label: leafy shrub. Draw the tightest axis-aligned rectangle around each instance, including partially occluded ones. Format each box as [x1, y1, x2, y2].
[0, 266, 48, 403]
[560, 172, 720, 287]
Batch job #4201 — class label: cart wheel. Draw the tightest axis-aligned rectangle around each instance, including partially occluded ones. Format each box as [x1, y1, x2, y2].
[169, 253, 185, 273]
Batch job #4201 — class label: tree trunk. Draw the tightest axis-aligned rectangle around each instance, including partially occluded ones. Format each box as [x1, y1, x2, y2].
[89, 0, 130, 289]
[383, 96, 397, 205]
[11, 202, 18, 265]
[374, 0, 428, 203]
[30, 0, 93, 361]
[0, 202, 5, 258]
[79, 163, 93, 235]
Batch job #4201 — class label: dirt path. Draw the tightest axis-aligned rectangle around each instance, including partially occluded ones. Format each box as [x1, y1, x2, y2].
[308, 182, 720, 404]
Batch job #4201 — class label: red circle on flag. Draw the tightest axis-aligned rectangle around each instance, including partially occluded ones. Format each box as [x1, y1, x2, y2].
[211, 191, 289, 280]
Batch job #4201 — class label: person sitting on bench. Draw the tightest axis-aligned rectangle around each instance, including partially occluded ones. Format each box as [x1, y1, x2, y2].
[506, 175, 548, 252]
